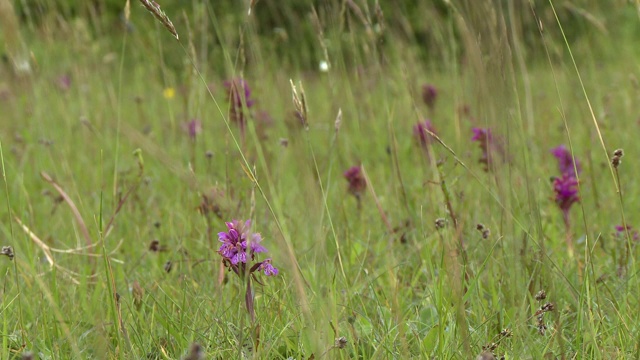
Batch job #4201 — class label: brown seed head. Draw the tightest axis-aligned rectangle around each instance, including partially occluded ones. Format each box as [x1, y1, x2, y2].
[535, 290, 547, 301]
[1, 246, 14, 260]
[335, 336, 348, 349]
[138, 0, 179, 40]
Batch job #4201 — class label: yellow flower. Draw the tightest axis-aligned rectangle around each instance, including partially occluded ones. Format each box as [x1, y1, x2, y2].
[163, 87, 175, 99]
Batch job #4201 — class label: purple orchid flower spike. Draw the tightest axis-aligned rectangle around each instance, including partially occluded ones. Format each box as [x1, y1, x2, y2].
[224, 78, 254, 131]
[218, 220, 274, 273]
[551, 145, 581, 177]
[185, 119, 202, 141]
[471, 127, 502, 171]
[344, 165, 366, 198]
[413, 120, 437, 149]
[553, 173, 580, 229]
[422, 84, 437, 110]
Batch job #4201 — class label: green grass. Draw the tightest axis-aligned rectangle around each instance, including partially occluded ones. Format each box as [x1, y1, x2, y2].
[1, 1, 640, 359]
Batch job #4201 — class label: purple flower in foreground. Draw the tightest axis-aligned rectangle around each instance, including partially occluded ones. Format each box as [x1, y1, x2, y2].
[258, 258, 278, 276]
[422, 84, 438, 110]
[553, 173, 579, 226]
[413, 120, 437, 149]
[218, 220, 276, 276]
[472, 127, 502, 171]
[552, 145, 580, 177]
[344, 165, 366, 197]
[224, 78, 254, 129]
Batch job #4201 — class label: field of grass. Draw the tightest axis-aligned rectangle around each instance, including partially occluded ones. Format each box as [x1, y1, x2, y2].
[2, 1, 640, 359]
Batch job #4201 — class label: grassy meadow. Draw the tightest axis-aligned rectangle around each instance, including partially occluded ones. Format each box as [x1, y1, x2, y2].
[1, 0, 640, 358]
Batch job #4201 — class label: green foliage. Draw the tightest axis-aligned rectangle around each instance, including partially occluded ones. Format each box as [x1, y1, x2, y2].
[1, 0, 640, 358]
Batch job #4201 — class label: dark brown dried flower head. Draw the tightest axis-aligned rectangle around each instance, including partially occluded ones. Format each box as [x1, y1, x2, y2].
[149, 240, 160, 252]
[476, 223, 485, 231]
[1, 246, 14, 260]
[164, 261, 173, 273]
[535, 290, 547, 301]
[482, 343, 498, 352]
[435, 218, 447, 229]
[612, 156, 621, 168]
[541, 302, 555, 312]
[614, 149, 624, 157]
[335, 336, 348, 349]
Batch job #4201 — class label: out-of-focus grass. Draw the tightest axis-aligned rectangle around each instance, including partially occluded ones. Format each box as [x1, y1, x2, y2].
[1, 1, 640, 359]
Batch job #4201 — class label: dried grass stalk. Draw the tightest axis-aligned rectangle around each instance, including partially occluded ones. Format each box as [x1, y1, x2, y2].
[139, 0, 179, 40]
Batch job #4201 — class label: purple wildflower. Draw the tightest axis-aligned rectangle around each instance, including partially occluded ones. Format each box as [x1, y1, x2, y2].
[614, 225, 640, 242]
[184, 119, 202, 140]
[224, 78, 254, 129]
[413, 120, 437, 149]
[551, 145, 580, 177]
[422, 84, 438, 110]
[344, 166, 366, 197]
[553, 174, 580, 226]
[258, 258, 279, 276]
[471, 127, 501, 171]
[218, 220, 275, 276]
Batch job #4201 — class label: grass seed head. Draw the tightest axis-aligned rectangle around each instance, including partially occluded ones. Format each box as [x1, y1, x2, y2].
[138, 0, 179, 40]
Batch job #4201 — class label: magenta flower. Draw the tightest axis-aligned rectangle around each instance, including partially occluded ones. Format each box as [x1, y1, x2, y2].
[344, 165, 366, 197]
[553, 174, 580, 226]
[472, 127, 502, 171]
[422, 84, 438, 110]
[551, 145, 580, 177]
[224, 78, 254, 130]
[258, 258, 278, 276]
[218, 220, 276, 276]
[184, 119, 202, 140]
[614, 225, 640, 242]
[413, 120, 437, 149]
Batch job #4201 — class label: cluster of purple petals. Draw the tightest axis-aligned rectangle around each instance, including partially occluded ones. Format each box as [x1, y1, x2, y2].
[551, 145, 581, 177]
[218, 220, 278, 276]
[344, 166, 366, 196]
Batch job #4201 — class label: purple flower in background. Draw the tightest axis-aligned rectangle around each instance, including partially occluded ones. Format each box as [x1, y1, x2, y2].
[217, 220, 278, 322]
[184, 118, 202, 140]
[56, 74, 71, 91]
[344, 165, 366, 197]
[614, 225, 640, 242]
[224, 78, 254, 129]
[218, 220, 272, 272]
[413, 120, 437, 149]
[422, 84, 438, 110]
[553, 173, 580, 226]
[551, 145, 580, 177]
[472, 127, 501, 171]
